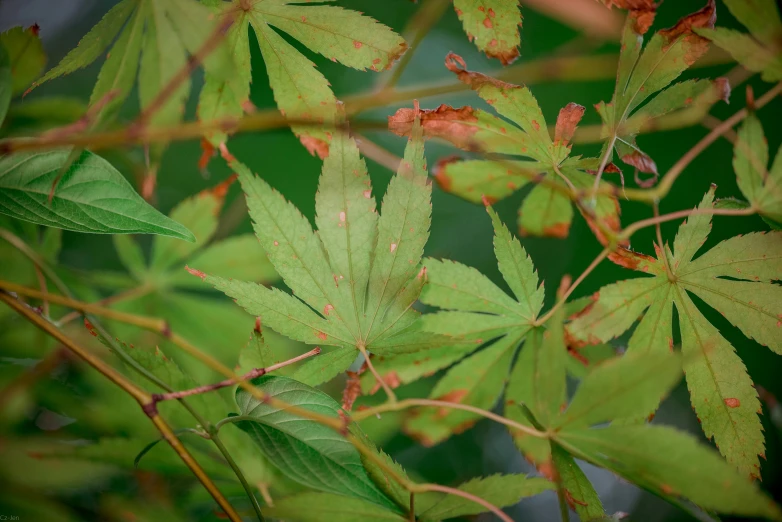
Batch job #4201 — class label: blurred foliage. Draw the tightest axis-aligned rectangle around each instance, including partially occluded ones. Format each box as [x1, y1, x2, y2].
[1, 0, 781, 521]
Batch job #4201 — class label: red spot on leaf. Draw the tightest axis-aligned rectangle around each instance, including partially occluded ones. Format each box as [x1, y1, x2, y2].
[724, 398, 741, 408]
[300, 135, 330, 159]
[353, 40, 362, 49]
[84, 319, 98, 337]
[185, 266, 207, 280]
[323, 304, 334, 316]
[316, 331, 328, 341]
[483, 18, 493, 28]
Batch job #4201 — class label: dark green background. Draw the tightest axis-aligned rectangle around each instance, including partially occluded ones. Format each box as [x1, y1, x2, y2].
[1, 0, 780, 520]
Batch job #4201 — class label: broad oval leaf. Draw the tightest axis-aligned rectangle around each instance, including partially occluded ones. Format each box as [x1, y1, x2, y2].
[234, 375, 398, 510]
[267, 492, 406, 522]
[0, 150, 194, 240]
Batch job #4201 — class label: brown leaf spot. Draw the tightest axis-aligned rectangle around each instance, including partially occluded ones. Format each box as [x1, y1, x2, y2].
[564, 489, 589, 510]
[542, 222, 570, 238]
[660, 484, 675, 495]
[185, 266, 207, 280]
[341, 371, 363, 411]
[84, 319, 98, 337]
[554, 103, 586, 146]
[621, 150, 658, 175]
[724, 398, 741, 408]
[445, 52, 520, 87]
[254, 317, 262, 333]
[481, 194, 497, 207]
[369, 371, 401, 394]
[299, 135, 330, 159]
[389, 104, 481, 150]
[390, 243, 398, 252]
[483, 18, 493, 28]
[608, 247, 657, 271]
[323, 304, 334, 316]
[435, 389, 469, 416]
[658, 0, 715, 66]
[198, 139, 215, 171]
[316, 331, 328, 341]
[353, 40, 362, 49]
[433, 155, 461, 192]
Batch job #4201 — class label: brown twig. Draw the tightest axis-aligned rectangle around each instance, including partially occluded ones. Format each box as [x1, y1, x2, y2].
[0, 291, 243, 522]
[149, 348, 321, 407]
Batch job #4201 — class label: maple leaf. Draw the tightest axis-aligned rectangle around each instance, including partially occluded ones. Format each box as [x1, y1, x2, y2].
[198, 0, 406, 155]
[567, 186, 782, 479]
[452, 0, 522, 65]
[729, 107, 782, 227]
[400, 204, 562, 448]
[96, 176, 279, 380]
[595, 0, 728, 176]
[389, 53, 621, 241]
[695, 0, 782, 83]
[28, 0, 233, 164]
[193, 115, 459, 390]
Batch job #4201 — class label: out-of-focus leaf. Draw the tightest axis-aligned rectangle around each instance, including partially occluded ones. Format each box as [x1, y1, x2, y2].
[0, 40, 10, 125]
[0, 150, 194, 240]
[1, 25, 46, 95]
[452, 0, 522, 65]
[566, 187, 781, 478]
[234, 375, 398, 510]
[266, 493, 406, 522]
[696, 0, 782, 82]
[415, 473, 553, 521]
[731, 112, 782, 223]
[557, 425, 782, 519]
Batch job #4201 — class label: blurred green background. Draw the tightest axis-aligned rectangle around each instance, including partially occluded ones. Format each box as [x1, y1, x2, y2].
[1, 0, 781, 520]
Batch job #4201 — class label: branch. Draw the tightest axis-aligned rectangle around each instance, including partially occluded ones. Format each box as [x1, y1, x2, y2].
[0, 291, 243, 522]
[149, 348, 321, 406]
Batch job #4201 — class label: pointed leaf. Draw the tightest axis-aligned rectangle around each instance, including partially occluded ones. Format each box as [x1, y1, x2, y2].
[292, 346, 357, 387]
[732, 113, 782, 222]
[551, 443, 605, 520]
[234, 375, 397, 509]
[0, 150, 194, 240]
[29, 0, 136, 91]
[432, 159, 533, 205]
[405, 333, 522, 445]
[555, 351, 681, 429]
[452, 0, 521, 65]
[675, 290, 764, 479]
[556, 425, 781, 519]
[518, 182, 573, 238]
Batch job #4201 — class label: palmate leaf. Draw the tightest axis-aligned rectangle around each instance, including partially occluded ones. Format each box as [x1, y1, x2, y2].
[452, 0, 522, 65]
[696, 0, 782, 82]
[596, 1, 727, 175]
[567, 187, 782, 479]
[198, 0, 406, 154]
[731, 111, 782, 225]
[390, 55, 621, 239]
[195, 119, 448, 390]
[233, 375, 399, 510]
[405, 205, 553, 446]
[0, 149, 194, 240]
[27, 0, 232, 164]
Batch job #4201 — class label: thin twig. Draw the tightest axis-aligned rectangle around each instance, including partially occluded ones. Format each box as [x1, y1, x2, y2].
[33, 265, 49, 317]
[357, 343, 397, 404]
[376, 0, 451, 91]
[619, 205, 757, 240]
[414, 484, 513, 522]
[57, 284, 154, 326]
[0, 291, 243, 522]
[132, 16, 234, 129]
[151, 348, 321, 404]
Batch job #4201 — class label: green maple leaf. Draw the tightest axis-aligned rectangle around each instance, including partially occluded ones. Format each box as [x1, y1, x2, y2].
[696, 0, 782, 83]
[194, 116, 454, 390]
[452, 0, 522, 65]
[27, 0, 232, 164]
[595, 1, 728, 176]
[401, 204, 561, 448]
[731, 110, 782, 227]
[389, 54, 620, 240]
[567, 186, 782, 479]
[197, 0, 406, 153]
